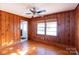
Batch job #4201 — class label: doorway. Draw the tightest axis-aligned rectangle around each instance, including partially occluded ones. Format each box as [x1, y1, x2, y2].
[20, 20, 28, 42]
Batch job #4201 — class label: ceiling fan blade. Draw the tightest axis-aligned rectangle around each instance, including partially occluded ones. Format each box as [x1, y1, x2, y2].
[30, 7, 37, 13]
[26, 13, 31, 14]
[37, 10, 46, 13]
[29, 9, 33, 12]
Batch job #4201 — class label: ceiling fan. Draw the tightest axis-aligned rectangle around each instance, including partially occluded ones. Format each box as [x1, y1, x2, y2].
[26, 7, 46, 18]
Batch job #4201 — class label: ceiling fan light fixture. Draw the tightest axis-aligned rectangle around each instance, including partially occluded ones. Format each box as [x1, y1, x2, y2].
[25, 7, 46, 18]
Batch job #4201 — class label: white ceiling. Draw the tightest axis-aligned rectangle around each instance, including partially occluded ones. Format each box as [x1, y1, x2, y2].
[0, 3, 78, 18]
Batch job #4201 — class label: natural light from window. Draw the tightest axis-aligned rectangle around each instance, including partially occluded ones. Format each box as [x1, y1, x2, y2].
[46, 22, 57, 36]
[37, 21, 57, 36]
[37, 23, 45, 34]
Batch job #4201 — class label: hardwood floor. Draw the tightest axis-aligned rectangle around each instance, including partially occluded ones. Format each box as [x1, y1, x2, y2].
[0, 40, 70, 55]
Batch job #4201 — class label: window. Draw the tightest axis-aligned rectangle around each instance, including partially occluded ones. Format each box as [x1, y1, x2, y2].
[37, 21, 57, 36]
[37, 23, 45, 34]
[46, 22, 57, 36]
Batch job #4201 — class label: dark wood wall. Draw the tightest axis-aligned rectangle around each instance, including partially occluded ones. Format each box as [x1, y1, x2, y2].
[28, 10, 75, 48]
[57, 11, 75, 47]
[0, 10, 28, 48]
[75, 4, 79, 51]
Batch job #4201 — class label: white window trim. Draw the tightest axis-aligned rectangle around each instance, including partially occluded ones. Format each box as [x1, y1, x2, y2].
[36, 21, 57, 36]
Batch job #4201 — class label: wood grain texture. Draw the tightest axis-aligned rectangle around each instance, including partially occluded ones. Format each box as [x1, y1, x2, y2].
[28, 10, 75, 49]
[75, 4, 79, 51]
[0, 10, 28, 48]
[0, 40, 70, 55]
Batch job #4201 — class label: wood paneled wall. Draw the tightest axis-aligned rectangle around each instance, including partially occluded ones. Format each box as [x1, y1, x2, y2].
[0, 4, 78, 52]
[28, 10, 75, 48]
[75, 4, 79, 51]
[0, 10, 28, 48]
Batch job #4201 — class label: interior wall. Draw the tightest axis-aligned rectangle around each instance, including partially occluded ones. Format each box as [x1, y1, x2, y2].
[0, 10, 28, 48]
[28, 10, 75, 48]
[75, 4, 79, 51]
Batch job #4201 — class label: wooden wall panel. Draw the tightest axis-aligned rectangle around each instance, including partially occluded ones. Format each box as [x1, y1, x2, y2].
[28, 11, 75, 48]
[64, 13, 70, 45]
[1, 11, 6, 46]
[14, 15, 20, 43]
[57, 13, 65, 44]
[5, 12, 10, 45]
[69, 11, 75, 47]
[9, 14, 14, 45]
[75, 4, 79, 51]
[0, 11, 1, 47]
[0, 10, 28, 48]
